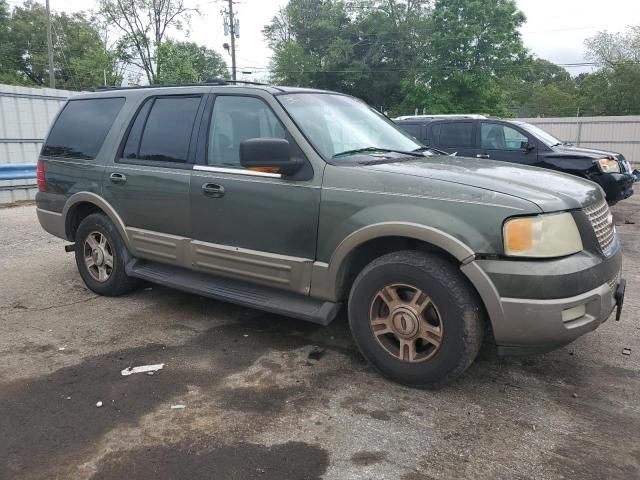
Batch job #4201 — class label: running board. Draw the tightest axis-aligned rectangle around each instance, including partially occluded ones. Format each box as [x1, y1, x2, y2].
[126, 259, 341, 326]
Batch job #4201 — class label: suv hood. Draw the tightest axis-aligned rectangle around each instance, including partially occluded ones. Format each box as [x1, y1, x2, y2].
[550, 144, 618, 159]
[364, 155, 602, 212]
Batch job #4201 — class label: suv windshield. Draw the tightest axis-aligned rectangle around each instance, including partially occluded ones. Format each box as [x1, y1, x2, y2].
[516, 122, 563, 147]
[278, 93, 423, 160]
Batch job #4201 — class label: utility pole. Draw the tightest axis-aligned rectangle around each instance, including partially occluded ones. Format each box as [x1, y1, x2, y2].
[45, 0, 55, 88]
[222, 0, 239, 80]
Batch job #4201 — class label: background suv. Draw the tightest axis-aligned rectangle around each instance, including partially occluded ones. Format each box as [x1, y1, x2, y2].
[395, 115, 635, 204]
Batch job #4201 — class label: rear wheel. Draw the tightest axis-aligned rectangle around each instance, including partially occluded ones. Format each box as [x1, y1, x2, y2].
[75, 213, 139, 296]
[348, 250, 484, 387]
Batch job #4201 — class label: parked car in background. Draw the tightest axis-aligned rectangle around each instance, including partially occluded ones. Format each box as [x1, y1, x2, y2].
[35, 84, 625, 387]
[394, 115, 635, 205]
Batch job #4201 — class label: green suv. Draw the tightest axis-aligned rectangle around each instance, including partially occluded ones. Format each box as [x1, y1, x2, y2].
[35, 82, 625, 386]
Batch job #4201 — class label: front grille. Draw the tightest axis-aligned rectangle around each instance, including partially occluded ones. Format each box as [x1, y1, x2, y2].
[584, 199, 616, 254]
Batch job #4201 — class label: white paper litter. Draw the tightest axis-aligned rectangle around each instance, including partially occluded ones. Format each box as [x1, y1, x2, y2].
[96, 401, 103, 408]
[170, 404, 186, 409]
[121, 363, 165, 376]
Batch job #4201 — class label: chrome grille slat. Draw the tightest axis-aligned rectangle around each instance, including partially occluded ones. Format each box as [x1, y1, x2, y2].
[584, 199, 616, 254]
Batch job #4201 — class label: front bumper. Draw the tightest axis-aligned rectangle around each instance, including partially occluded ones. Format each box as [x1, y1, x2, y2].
[495, 281, 617, 355]
[461, 247, 623, 355]
[592, 172, 634, 203]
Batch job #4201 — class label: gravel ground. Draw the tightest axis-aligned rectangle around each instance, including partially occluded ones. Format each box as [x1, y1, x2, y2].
[0, 197, 639, 480]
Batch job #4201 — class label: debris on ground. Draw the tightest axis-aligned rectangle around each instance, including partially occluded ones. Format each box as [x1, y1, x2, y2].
[170, 404, 186, 410]
[96, 401, 103, 408]
[572, 393, 578, 399]
[307, 346, 325, 361]
[622, 348, 631, 356]
[121, 363, 165, 376]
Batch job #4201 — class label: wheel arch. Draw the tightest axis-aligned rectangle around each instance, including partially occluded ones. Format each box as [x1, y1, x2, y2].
[310, 222, 476, 302]
[63, 192, 132, 250]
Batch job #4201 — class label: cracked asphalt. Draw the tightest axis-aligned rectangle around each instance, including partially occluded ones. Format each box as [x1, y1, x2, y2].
[0, 197, 639, 480]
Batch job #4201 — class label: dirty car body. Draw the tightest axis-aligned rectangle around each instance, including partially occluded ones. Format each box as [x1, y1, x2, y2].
[35, 84, 626, 386]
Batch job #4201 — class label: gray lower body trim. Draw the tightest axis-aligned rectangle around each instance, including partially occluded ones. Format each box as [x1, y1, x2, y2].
[36, 208, 67, 239]
[127, 227, 313, 295]
[462, 259, 618, 349]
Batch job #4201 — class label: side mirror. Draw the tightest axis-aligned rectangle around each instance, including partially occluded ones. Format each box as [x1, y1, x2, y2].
[521, 141, 536, 152]
[240, 138, 303, 176]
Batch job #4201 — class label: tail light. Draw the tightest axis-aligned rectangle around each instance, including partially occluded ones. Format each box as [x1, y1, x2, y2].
[36, 159, 47, 192]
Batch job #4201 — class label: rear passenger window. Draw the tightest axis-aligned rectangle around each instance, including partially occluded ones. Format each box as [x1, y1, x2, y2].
[432, 122, 473, 147]
[42, 98, 124, 159]
[122, 95, 201, 163]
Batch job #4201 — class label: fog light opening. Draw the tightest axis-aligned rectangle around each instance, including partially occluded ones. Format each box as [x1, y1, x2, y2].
[562, 304, 587, 323]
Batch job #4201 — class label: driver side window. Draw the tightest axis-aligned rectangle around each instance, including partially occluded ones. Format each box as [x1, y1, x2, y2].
[481, 123, 529, 150]
[207, 96, 286, 167]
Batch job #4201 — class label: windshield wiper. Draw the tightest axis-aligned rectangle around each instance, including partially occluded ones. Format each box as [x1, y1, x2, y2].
[413, 146, 451, 156]
[332, 147, 424, 158]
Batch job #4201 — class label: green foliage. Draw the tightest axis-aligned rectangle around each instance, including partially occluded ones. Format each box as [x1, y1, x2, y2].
[265, 0, 364, 93]
[503, 58, 579, 117]
[403, 0, 527, 115]
[99, 0, 196, 84]
[0, 1, 120, 90]
[579, 27, 640, 115]
[156, 40, 228, 84]
[265, 0, 433, 110]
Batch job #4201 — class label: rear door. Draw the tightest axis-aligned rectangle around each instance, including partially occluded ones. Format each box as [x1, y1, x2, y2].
[427, 120, 477, 157]
[476, 121, 535, 165]
[103, 93, 206, 265]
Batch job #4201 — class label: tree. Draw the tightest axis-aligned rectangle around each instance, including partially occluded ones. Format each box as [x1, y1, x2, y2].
[156, 40, 228, 84]
[579, 27, 640, 115]
[264, 0, 364, 93]
[503, 58, 579, 117]
[264, 0, 433, 111]
[99, 0, 196, 84]
[350, 0, 433, 111]
[0, 0, 22, 85]
[402, 0, 528, 115]
[1, 1, 121, 89]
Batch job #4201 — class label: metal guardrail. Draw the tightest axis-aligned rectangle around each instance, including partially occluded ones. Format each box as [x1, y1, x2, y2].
[0, 163, 36, 180]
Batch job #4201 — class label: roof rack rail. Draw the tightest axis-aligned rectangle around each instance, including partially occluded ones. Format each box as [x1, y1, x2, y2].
[393, 114, 487, 121]
[94, 78, 271, 92]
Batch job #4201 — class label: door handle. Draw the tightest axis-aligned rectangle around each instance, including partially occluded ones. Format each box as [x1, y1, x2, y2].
[476, 154, 490, 159]
[202, 183, 225, 198]
[110, 172, 127, 184]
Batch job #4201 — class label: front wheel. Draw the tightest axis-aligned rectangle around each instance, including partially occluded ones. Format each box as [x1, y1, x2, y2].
[348, 250, 485, 387]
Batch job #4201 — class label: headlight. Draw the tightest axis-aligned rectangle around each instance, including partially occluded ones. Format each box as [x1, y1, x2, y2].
[503, 212, 583, 258]
[597, 158, 620, 173]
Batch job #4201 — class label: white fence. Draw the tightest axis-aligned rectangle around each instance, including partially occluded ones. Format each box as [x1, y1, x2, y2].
[0, 84, 73, 203]
[519, 116, 640, 167]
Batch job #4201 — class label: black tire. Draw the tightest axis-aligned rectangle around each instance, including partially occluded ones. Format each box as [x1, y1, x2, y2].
[74, 213, 139, 296]
[348, 250, 485, 387]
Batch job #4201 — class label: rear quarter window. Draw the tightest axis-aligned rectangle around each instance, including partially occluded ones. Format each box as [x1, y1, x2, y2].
[41, 97, 125, 159]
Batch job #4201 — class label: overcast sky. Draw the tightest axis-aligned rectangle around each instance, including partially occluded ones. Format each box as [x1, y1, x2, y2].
[40, 0, 640, 80]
